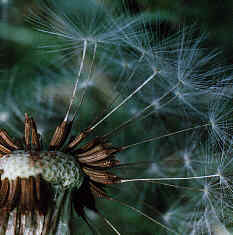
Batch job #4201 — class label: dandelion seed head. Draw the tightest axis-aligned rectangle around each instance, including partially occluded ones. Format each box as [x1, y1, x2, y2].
[206, 91, 233, 147]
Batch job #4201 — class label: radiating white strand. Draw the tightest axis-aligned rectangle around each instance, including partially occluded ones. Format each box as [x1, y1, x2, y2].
[90, 71, 158, 130]
[103, 83, 178, 138]
[73, 42, 97, 121]
[101, 216, 121, 235]
[120, 174, 220, 183]
[65, 40, 87, 121]
[121, 123, 210, 150]
[108, 198, 178, 234]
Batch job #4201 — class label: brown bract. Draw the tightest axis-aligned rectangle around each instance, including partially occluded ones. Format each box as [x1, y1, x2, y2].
[0, 113, 123, 234]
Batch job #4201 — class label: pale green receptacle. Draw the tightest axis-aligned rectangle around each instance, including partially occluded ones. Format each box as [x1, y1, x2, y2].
[0, 150, 84, 190]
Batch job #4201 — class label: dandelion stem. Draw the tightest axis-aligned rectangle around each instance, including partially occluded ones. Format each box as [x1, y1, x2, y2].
[90, 71, 158, 130]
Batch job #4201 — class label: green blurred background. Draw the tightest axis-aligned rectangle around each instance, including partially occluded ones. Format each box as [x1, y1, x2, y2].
[1, 0, 232, 68]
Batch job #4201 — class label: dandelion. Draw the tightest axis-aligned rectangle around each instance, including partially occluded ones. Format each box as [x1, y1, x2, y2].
[0, 112, 121, 234]
[0, 70, 186, 234]
[1, 0, 233, 234]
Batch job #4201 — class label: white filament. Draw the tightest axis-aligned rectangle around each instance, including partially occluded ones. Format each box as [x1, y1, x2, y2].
[121, 174, 220, 183]
[91, 71, 158, 130]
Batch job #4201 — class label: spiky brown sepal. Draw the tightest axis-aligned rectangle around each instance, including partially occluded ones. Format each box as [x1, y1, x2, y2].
[0, 113, 124, 234]
[72, 137, 122, 219]
[74, 138, 122, 185]
[0, 129, 21, 158]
